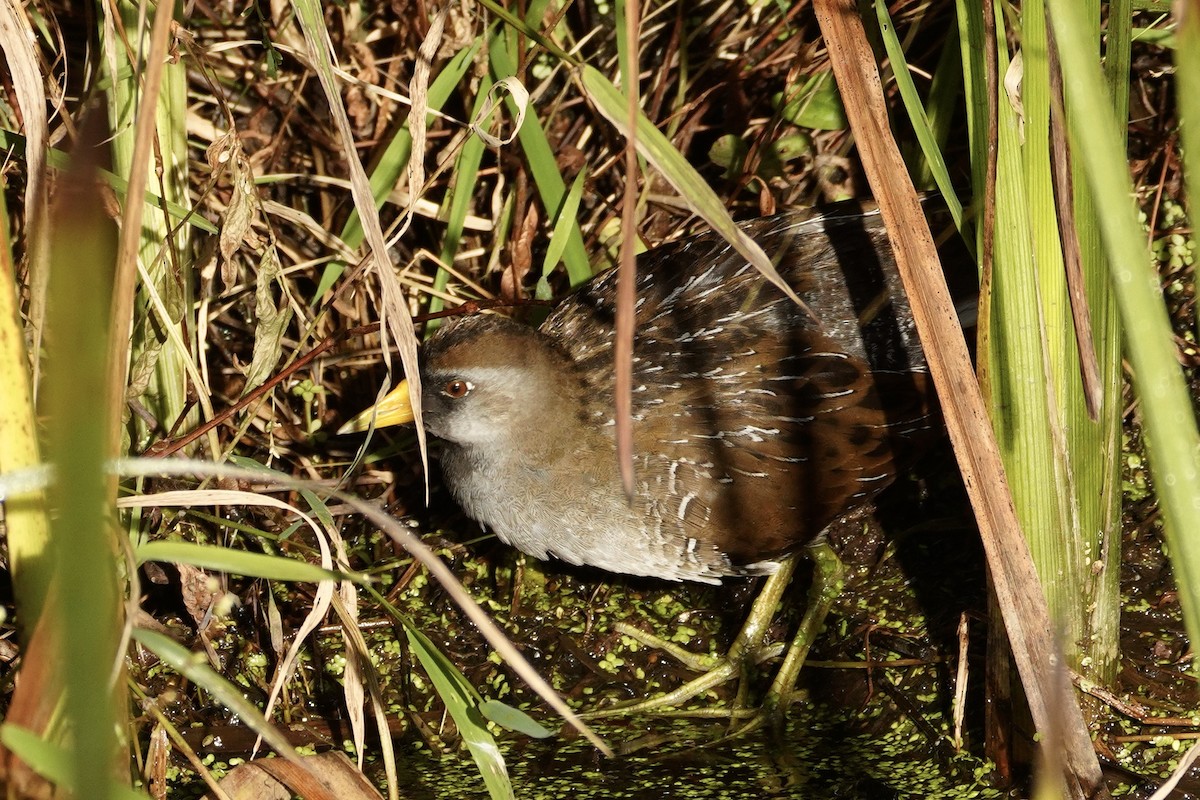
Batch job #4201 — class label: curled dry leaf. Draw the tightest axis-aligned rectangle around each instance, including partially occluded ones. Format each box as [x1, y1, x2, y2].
[504, 204, 538, 301]
[472, 77, 529, 147]
[241, 246, 293, 393]
[205, 131, 263, 288]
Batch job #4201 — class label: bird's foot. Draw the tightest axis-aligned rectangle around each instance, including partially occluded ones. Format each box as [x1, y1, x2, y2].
[582, 542, 845, 731]
[581, 623, 784, 720]
[728, 542, 845, 736]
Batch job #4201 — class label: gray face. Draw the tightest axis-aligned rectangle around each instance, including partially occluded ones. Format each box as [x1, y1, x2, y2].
[417, 315, 579, 450]
[420, 364, 527, 445]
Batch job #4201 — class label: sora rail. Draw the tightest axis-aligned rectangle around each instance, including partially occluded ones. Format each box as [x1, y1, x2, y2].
[342, 202, 952, 585]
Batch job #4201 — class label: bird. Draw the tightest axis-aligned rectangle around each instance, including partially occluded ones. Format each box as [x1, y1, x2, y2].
[341, 200, 965, 721]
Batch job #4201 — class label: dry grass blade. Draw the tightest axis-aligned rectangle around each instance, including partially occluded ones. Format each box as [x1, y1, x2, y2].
[0, 0, 49, 377]
[811, 1, 1107, 797]
[399, 1, 449, 241]
[329, 593, 400, 800]
[106, 0, 175, 461]
[615, 0, 642, 497]
[1046, 29, 1103, 421]
[290, 0, 428, 483]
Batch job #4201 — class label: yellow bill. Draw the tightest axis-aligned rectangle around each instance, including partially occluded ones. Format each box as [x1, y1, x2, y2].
[337, 379, 415, 434]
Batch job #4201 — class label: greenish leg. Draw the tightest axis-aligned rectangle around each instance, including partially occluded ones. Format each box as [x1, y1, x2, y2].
[737, 540, 845, 735]
[582, 541, 846, 724]
[582, 554, 801, 718]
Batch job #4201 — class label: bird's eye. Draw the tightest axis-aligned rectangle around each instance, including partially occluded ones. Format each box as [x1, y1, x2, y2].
[444, 379, 472, 399]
